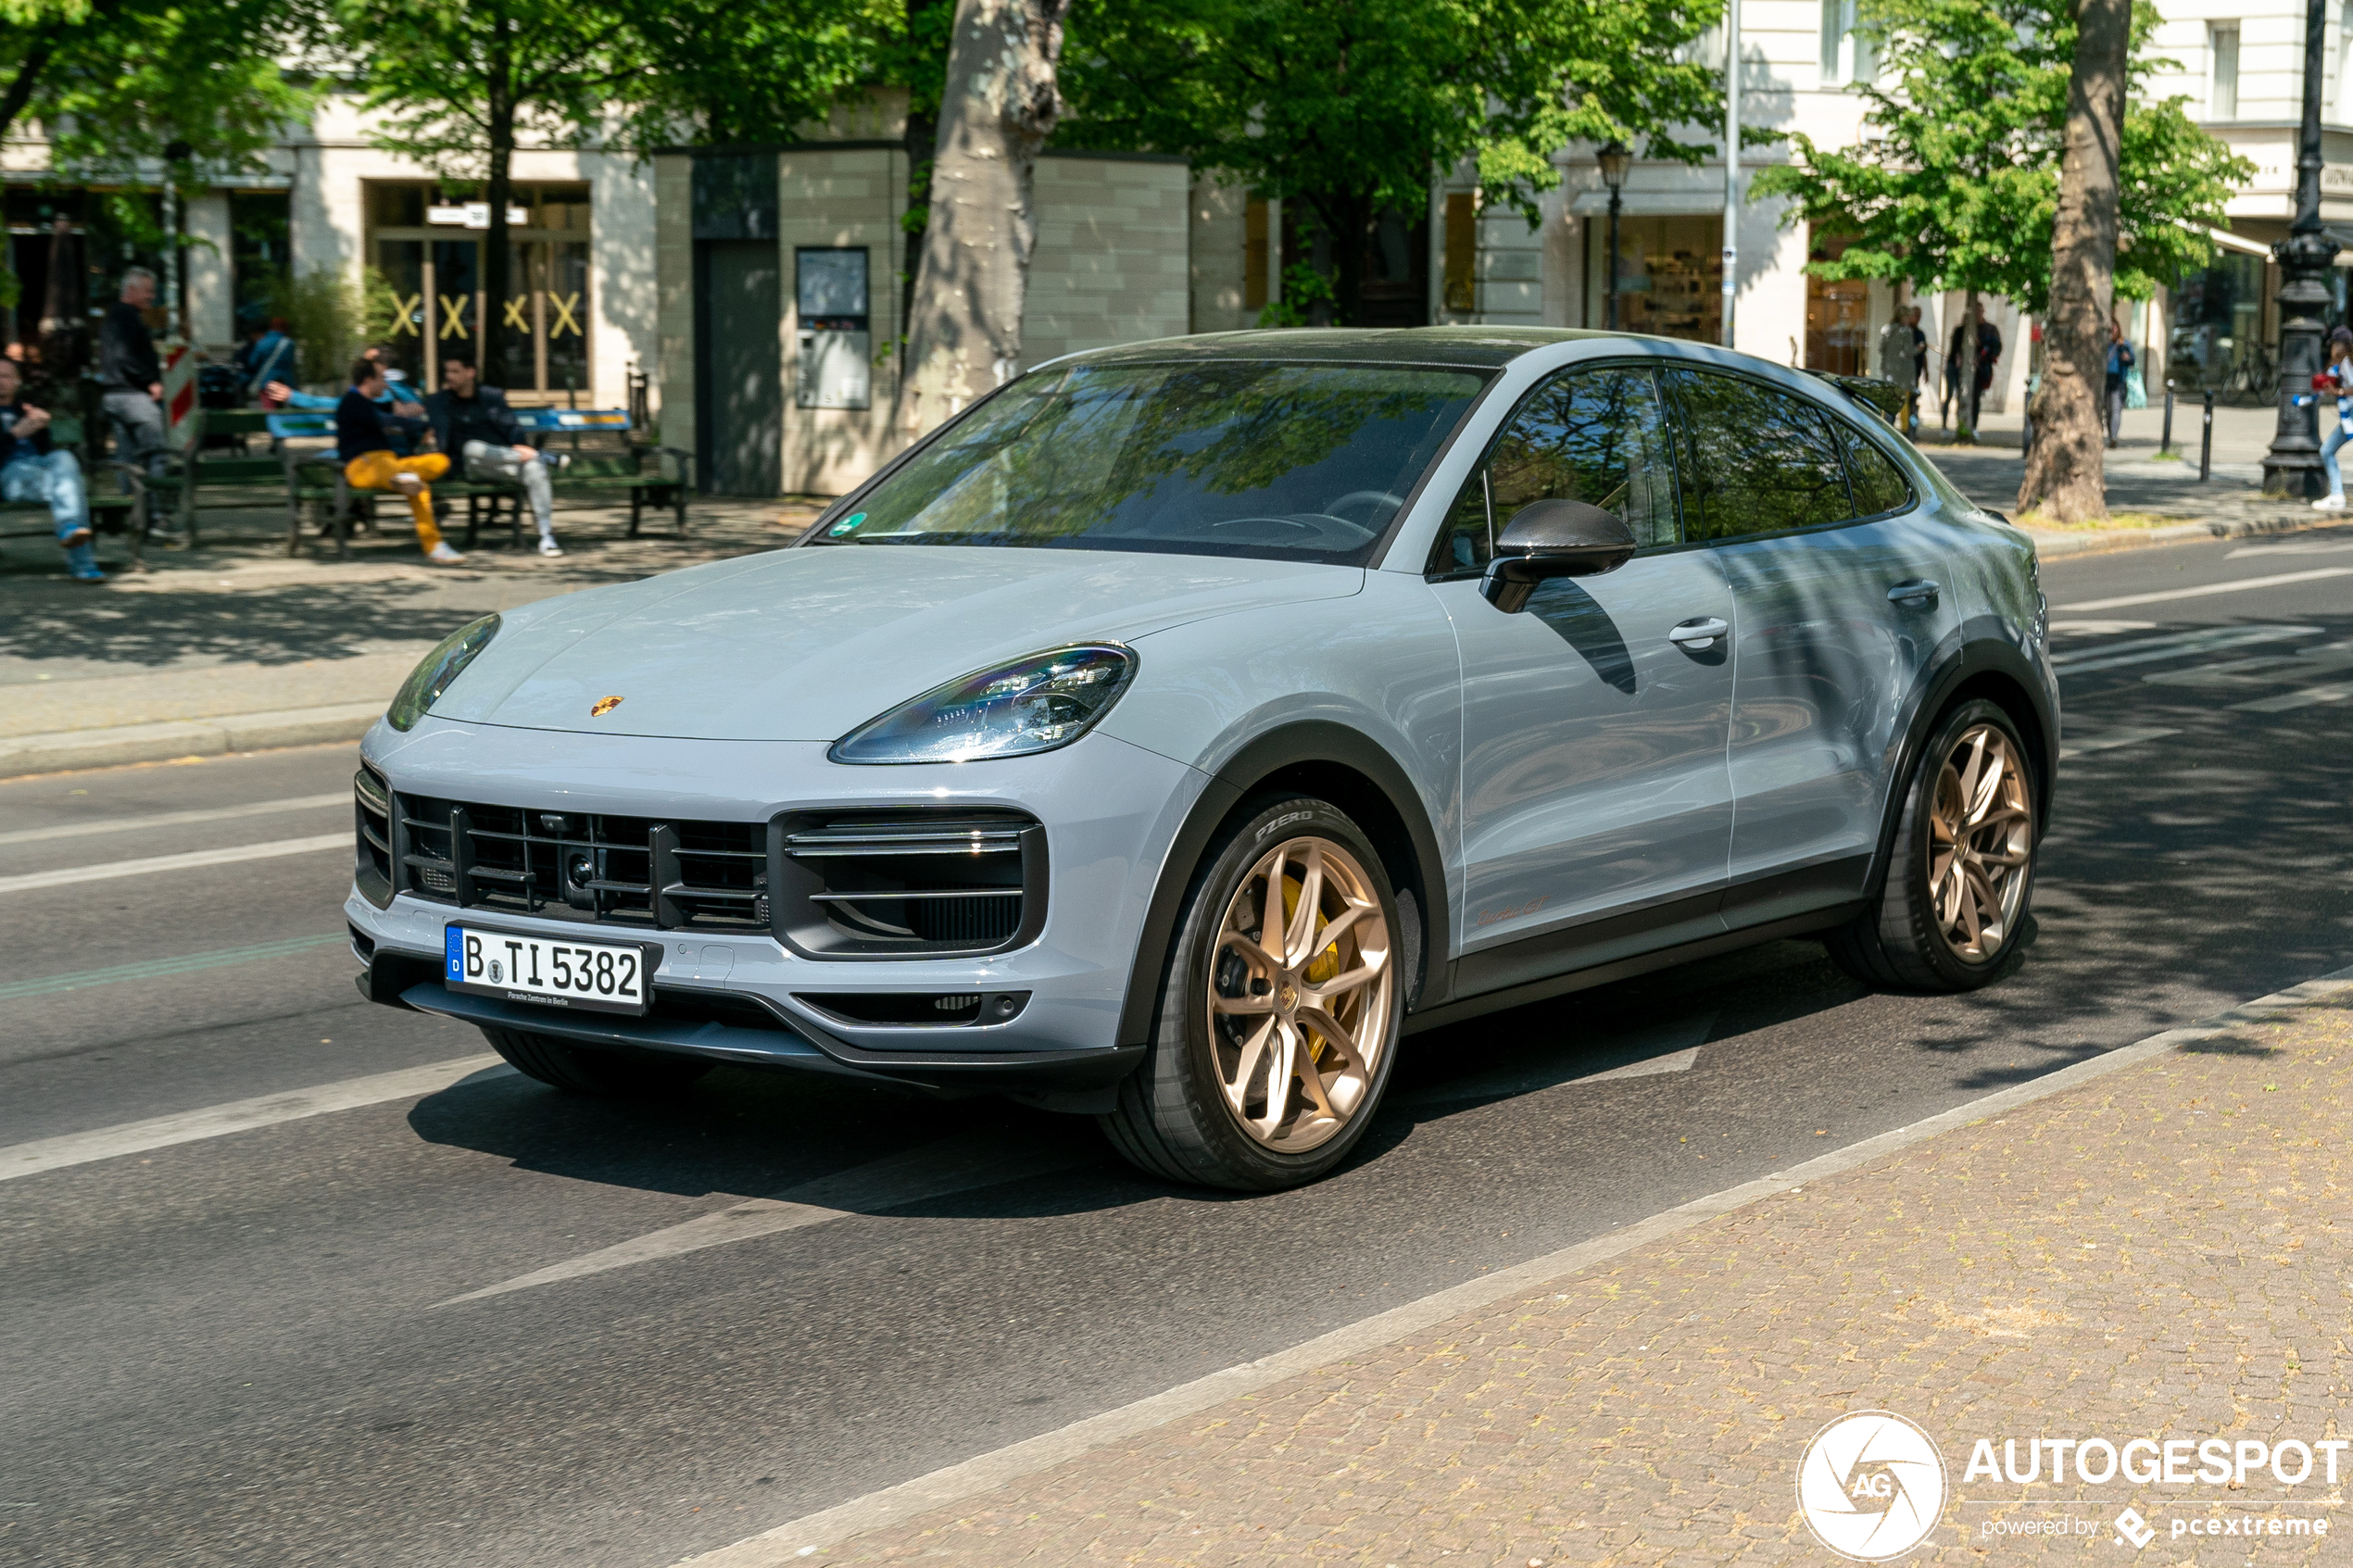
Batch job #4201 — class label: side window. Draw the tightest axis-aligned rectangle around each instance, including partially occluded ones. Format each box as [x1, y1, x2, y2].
[1833, 420, 1915, 518]
[1432, 467, 1493, 573]
[1667, 369, 1853, 540]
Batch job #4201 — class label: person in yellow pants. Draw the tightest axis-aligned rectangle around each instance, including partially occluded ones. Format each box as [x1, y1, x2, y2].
[337, 357, 462, 563]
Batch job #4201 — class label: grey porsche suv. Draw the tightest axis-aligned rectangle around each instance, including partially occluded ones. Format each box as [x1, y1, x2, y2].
[349, 327, 2057, 1190]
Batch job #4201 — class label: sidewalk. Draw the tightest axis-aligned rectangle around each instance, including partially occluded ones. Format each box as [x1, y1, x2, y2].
[0, 494, 824, 776]
[694, 983, 2353, 1567]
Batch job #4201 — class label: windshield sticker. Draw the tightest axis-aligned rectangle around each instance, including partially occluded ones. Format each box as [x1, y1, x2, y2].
[828, 512, 868, 537]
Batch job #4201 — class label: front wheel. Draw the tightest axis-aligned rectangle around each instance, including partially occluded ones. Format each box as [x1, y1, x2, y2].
[1828, 698, 2040, 992]
[1101, 796, 1404, 1190]
[482, 1027, 713, 1097]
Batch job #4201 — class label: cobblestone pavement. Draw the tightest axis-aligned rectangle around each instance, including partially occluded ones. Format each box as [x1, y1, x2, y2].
[767, 999, 2353, 1567]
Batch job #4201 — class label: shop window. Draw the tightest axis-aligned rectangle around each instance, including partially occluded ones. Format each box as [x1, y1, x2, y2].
[1804, 231, 1870, 376]
[230, 192, 289, 337]
[363, 179, 592, 397]
[1585, 213, 1722, 343]
[1244, 199, 1271, 311]
[1443, 193, 1476, 313]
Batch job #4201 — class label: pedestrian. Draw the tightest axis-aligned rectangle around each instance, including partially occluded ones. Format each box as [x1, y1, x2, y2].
[0, 357, 103, 582]
[337, 356, 462, 564]
[99, 267, 170, 501]
[2104, 320, 2135, 447]
[2312, 327, 2353, 512]
[425, 350, 564, 558]
[1949, 309, 2003, 436]
[238, 317, 295, 404]
[1879, 305, 1923, 435]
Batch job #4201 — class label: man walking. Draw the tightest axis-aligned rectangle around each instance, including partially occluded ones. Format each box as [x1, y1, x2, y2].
[1878, 305, 1922, 435]
[100, 269, 170, 498]
[339, 357, 462, 564]
[425, 351, 563, 557]
[0, 358, 103, 582]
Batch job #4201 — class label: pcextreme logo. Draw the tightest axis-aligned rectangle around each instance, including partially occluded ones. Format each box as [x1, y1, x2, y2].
[1796, 1411, 1949, 1562]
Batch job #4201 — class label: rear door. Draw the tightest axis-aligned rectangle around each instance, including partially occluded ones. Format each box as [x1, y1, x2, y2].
[1664, 368, 1957, 924]
[1433, 362, 1738, 993]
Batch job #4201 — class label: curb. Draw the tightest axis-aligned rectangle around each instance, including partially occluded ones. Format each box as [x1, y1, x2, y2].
[0, 701, 383, 779]
[2022, 508, 2336, 558]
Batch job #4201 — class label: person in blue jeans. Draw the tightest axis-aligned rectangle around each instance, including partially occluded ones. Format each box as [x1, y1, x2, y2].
[2315, 328, 2353, 512]
[0, 357, 102, 582]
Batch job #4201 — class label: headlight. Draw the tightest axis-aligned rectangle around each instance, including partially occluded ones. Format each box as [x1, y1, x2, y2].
[830, 644, 1138, 764]
[386, 614, 500, 732]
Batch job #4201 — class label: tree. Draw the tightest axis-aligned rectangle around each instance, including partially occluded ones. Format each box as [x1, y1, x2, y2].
[1061, 0, 1727, 325]
[892, 0, 1068, 440]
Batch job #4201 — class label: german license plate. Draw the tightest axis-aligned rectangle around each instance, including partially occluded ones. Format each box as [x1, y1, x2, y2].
[444, 923, 651, 1016]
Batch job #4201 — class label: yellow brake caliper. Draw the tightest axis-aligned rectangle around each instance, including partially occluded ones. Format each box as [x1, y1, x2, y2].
[1281, 874, 1344, 1068]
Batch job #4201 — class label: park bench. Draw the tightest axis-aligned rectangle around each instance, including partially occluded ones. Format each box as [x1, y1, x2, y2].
[265, 412, 563, 559]
[0, 408, 150, 568]
[451, 408, 694, 550]
[159, 408, 284, 544]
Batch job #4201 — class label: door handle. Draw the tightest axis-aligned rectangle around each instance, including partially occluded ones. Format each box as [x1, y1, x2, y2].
[1887, 578, 1941, 607]
[1667, 617, 1729, 651]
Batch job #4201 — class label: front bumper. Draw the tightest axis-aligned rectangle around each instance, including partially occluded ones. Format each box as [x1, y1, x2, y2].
[347, 716, 1206, 1102]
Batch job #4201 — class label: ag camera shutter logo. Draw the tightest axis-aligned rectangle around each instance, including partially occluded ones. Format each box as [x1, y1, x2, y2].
[1796, 1411, 1948, 1561]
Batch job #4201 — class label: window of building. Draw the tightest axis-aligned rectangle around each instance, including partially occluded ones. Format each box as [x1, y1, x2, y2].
[1804, 231, 1871, 376]
[1820, 0, 1875, 84]
[2210, 23, 2241, 119]
[2336, 26, 2352, 122]
[1442, 193, 1476, 314]
[230, 192, 289, 338]
[1584, 213, 1722, 342]
[1243, 198, 1271, 312]
[364, 180, 592, 397]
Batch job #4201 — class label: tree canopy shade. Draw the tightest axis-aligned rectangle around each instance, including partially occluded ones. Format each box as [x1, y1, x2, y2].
[1059, 0, 1730, 324]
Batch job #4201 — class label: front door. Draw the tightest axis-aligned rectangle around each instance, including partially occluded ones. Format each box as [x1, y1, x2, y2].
[1435, 362, 1737, 996]
[698, 240, 783, 496]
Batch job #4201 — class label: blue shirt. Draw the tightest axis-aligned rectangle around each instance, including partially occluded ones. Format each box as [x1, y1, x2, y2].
[294, 384, 422, 456]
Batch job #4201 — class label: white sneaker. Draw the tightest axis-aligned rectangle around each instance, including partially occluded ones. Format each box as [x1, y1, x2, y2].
[2314, 495, 2346, 511]
[537, 535, 564, 558]
[427, 542, 467, 564]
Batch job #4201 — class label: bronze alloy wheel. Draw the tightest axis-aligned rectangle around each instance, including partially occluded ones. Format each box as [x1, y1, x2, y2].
[1205, 834, 1395, 1152]
[1928, 721, 2033, 963]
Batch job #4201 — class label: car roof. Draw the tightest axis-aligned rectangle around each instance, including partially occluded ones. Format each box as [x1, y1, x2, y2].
[1049, 326, 1651, 372]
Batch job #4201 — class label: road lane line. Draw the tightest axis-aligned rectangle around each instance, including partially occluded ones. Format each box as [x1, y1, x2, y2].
[0, 934, 347, 1001]
[2226, 540, 2353, 558]
[2058, 727, 2180, 760]
[0, 792, 348, 848]
[2234, 683, 2353, 713]
[0, 1055, 505, 1182]
[2057, 568, 2353, 612]
[2049, 623, 2315, 671]
[2046, 619, 2157, 636]
[0, 833, 348, 896]
[437, 1131, 1094, 1306]
[673, 963, 2353, 1568]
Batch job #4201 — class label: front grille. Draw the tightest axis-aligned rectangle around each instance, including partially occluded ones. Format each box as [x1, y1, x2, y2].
[392, 793, 767, 931]
[356, 768, 393, 904]
[774, 809, 1045, 959]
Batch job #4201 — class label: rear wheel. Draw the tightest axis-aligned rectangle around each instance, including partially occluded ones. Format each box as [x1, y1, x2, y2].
[1828, 699, 2039, 992]
[482, 1027, 713, 1097]
[1101, 796, 1403, 1190]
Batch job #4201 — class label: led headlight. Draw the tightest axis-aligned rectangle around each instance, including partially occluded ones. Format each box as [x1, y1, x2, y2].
[830, 644, 1138, 764]
[385, 614, 500, 733]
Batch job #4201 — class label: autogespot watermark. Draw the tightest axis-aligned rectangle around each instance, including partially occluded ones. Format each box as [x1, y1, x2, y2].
[1796, 1415, 2341, 1559]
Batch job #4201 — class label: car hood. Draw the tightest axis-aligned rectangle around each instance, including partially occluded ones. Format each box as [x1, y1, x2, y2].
[433, 545, 1365, 741]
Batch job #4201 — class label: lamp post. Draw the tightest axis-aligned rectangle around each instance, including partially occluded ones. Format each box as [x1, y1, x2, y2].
[1599, 141, 1631, 332]
[2262, 0, 2340, 497]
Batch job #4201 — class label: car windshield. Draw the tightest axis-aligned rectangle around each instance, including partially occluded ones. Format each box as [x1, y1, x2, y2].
[810, 360, 1488, 563]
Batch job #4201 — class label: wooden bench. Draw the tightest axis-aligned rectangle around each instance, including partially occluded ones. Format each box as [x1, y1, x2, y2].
[515, 408, 693, 543]
[0, 410, 151, 568]
[160, 408, 286, 545]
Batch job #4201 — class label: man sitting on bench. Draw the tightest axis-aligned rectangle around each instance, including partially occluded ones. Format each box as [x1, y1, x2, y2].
[339, 357, 461, 565]
[426, 351, 562, 558]
[0, 358, 103, 583]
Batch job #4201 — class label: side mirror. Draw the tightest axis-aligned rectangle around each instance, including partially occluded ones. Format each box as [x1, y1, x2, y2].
[1479, 499, 1638, 613]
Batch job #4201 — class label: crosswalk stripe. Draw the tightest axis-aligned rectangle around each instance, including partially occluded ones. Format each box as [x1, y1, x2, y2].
[0, 792, 349, 848]
[0, 834, 349, 896]
[2057, 568, 2353, 612]
[0, 934, 349, 1002]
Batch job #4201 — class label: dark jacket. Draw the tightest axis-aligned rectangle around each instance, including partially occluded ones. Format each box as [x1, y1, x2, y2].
[0, 399, 57, 467]
[336, 388, 393, 463]
[100, 301, 160, 393]
[424, 385, 523, 457]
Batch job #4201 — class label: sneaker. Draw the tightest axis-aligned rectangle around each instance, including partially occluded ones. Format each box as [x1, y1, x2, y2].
[427, 542, 468, 564]
[2313, 495, 2346, 511]
[537, 535, 564, 558]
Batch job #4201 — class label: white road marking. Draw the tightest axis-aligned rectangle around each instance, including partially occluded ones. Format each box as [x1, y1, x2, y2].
[2233, 683, 2353, 713]
[2046, 619, 2157, 636]
[2225, 540, 2353, 558]
[2057, 567, 2353, 612]
[437, 1131, 1094, 1306]
[2049, 623, 2316, 672]
[0, 792, 348, 848]
[0, 1055, 505, 1182]
[0, 833, 348, 896]
[673, 964, 2353, 1568]
[1396, 1012, 1713, 1110]
[2142, 641, 2353, 692]
[2059, 726, 2180, 759]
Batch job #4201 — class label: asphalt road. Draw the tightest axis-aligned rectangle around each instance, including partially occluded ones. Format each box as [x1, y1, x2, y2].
[6, 525, 2352, 1568]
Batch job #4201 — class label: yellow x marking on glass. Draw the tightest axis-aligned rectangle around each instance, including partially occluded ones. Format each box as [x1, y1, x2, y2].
[501, 295, 531, 330]
[438, 295, 471, 338]
[390, 294, 422, 336]
[548, 291, 584, 337]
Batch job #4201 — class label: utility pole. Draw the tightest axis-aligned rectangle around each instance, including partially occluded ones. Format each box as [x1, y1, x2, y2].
[1722, 0, 1740, 349]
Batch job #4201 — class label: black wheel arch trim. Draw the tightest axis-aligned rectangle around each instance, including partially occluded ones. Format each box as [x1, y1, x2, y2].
[1114, 721, 1454, 1049]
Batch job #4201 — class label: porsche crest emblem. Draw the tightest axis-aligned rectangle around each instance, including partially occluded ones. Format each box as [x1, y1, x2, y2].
[590, 695, 624, 718]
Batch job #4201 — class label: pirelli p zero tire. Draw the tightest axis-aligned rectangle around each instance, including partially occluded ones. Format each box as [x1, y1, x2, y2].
[1828, 698, 2041, 994]
[1101, 795, 1404, 1191]
[482, 1027, 714, 1097]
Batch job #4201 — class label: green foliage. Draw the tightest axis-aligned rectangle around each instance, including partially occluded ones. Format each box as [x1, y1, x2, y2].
[1062, 0, 1731, 320]
[271, 265, 363, 387]
[1256, 263, 1336, 329]
[1751, 0, 2250, 308]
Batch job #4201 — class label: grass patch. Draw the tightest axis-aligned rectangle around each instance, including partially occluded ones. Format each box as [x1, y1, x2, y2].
[2148, 449, 2185, 461]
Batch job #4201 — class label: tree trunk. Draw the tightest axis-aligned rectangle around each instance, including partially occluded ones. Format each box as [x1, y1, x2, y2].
[897, 0, 947, 374]
[894, 0, 1068, 442]
[0, 31, 57, 157]
[2018, 0, 2130, 520]
[1958, 292, 1982, 443]
[484, 42, 516, 393]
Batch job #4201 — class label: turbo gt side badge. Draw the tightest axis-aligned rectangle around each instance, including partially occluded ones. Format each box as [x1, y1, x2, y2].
[590, 695, 624, 718]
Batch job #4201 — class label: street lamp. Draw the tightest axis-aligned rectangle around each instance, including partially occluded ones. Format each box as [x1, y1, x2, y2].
[1599, 141, 1631, 332]
[2263, 0, 2341, 496]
